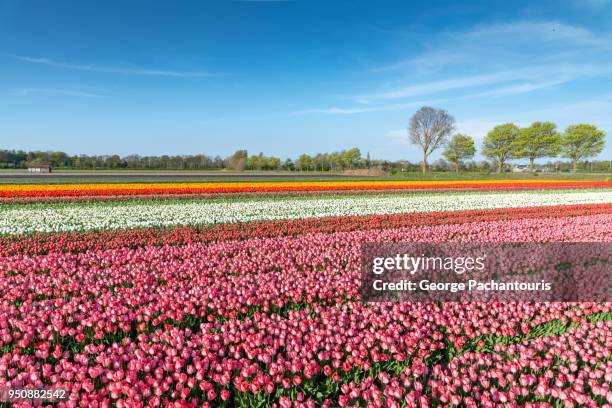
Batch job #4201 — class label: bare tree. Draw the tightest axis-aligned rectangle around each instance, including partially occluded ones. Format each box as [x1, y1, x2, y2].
[408, 107, 455, 173]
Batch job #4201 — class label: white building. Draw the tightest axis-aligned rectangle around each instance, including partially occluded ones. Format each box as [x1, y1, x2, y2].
[27, 164, 52, 173]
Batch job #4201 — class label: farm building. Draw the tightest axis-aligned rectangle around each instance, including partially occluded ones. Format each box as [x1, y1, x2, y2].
[27, 164, 52, 173]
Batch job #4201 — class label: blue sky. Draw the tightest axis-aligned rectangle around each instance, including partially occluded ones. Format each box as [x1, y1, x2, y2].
[1, 0, 611, 162]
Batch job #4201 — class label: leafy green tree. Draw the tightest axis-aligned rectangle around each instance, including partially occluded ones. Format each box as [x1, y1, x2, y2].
[515, 122, 561, 172]
[443, 134, 476, 172]
[226, 150, 248, 171]
[341, 148, 361, 169]
[560, 124, 606, 172]
[296, 154, 314, 171]
[482, 123, 520, 173]
[282, 158, 295, 171]
[266, 157, 281, 170]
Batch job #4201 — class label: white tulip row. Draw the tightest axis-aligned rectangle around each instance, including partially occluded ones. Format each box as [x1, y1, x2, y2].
[1, 190, 611, 235]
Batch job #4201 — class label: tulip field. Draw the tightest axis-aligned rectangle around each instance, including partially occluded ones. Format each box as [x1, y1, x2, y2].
[0, 178, 611, 407]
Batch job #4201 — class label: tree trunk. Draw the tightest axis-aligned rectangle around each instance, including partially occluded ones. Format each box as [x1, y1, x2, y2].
[455, 161, 459, 173]
[572, 159, 577, 173]
[498, 159, 504, 173]
[529, 157, 535, 173]
[422, 151, 428, 174]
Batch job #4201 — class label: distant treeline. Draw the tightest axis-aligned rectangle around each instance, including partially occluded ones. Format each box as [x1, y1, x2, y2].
[0, 148, 366, 172]
[1, 148, 610, 173]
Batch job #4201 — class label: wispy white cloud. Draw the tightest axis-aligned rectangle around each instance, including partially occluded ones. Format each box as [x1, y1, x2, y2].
[292, 100, 440, 115]
[462, 21, 607, 46]
[358, 64, 611, 102]
[370, 20, 612, 75]
[359, 68, 524, 101]
[297, 64, 610, 115]
[15, 56, 226, 77]
[371, 51, 467, 74]
[16, 88, 105, 98]
[462, 78, 569, 99]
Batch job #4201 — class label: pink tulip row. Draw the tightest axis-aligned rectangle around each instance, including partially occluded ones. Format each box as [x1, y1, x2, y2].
[428, 320, 612, 407]
[1, 214, 610, 337]
[1, 313, 610, 407]
[1, 303, 609, 407]
[305, 320, 611, 408]
[0, 213, 611, 406]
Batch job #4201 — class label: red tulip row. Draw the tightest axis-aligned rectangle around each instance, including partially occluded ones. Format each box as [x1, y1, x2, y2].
[1, 203, 610, 257]
[3, 181, 612, 198]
